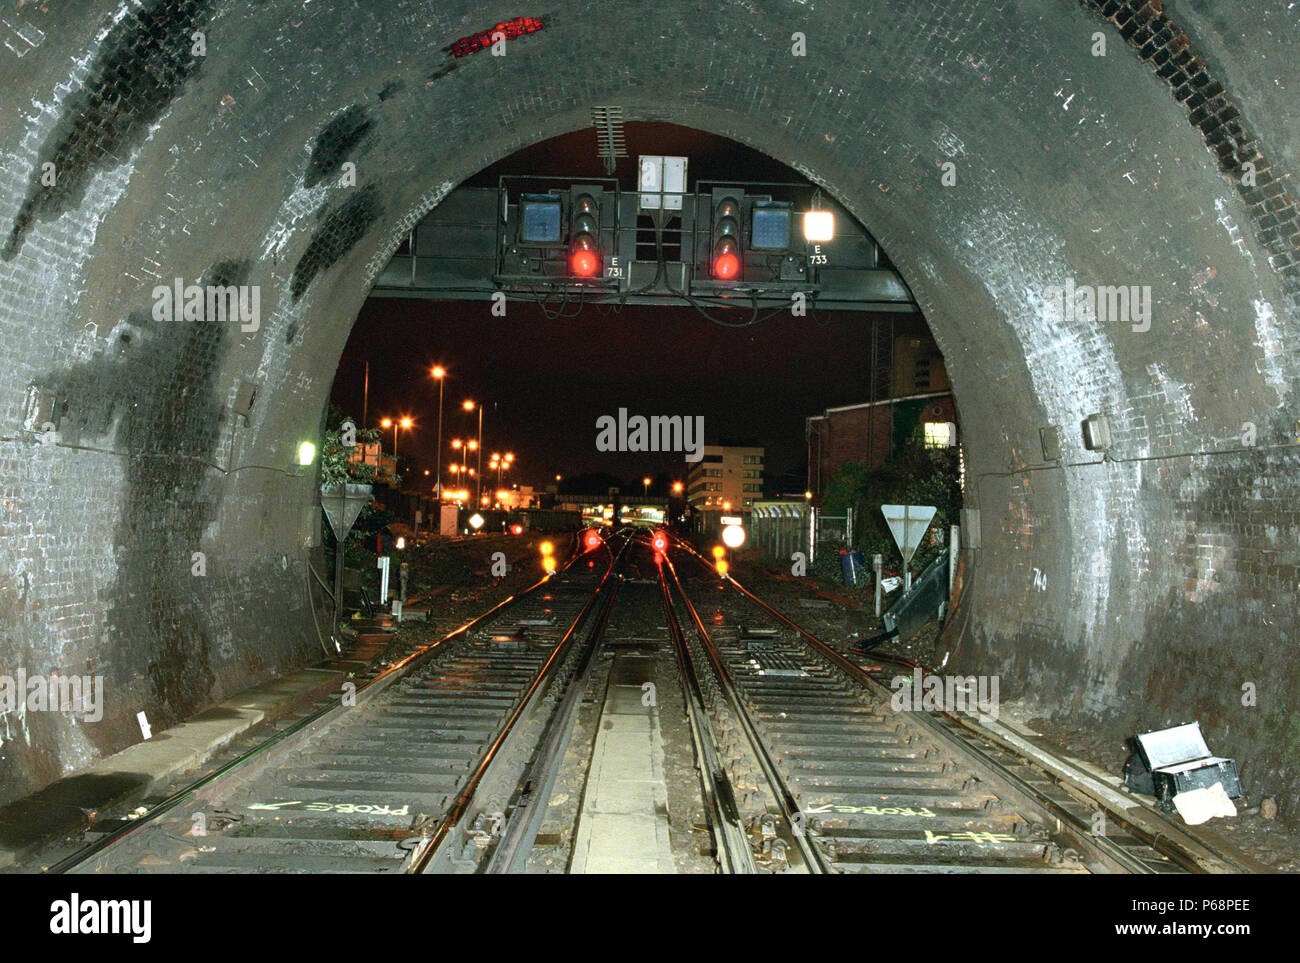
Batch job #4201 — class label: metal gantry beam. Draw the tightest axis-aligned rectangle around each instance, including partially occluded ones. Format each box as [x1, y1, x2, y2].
[370, 184, 917, 314]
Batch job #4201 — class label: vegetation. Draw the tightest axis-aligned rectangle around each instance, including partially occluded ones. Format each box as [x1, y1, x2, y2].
[319, 408, 393, 563]
[320, 406, 383, 488]
[820, 438, 962, 579]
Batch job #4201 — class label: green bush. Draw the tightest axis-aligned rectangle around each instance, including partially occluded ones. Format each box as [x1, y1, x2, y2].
[824, 440, 961, 576]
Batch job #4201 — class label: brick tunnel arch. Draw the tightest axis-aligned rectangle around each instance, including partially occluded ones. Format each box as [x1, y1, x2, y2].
[0, 2, 1296, 813]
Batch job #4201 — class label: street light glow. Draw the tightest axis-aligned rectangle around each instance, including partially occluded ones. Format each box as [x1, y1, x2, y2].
[431, 365, 445, 379]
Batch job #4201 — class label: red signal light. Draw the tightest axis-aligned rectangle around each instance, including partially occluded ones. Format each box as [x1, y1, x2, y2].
[571, 247, 599, 277]
[583, 529, 601, 551]
[652, 531, 668, 553]
[712, 250, 740, 280]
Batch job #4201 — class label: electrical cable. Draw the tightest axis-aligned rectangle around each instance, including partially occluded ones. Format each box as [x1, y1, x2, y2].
[971, 437, 1300, 489]
[26, 438, 307, 477]
[304, 551, 335, 657]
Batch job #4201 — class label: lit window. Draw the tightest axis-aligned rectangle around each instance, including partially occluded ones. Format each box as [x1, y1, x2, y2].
[924, 422, 955, 448]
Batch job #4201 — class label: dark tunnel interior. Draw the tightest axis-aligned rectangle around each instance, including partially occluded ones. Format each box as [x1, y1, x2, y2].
[0, 0, 1296, 897]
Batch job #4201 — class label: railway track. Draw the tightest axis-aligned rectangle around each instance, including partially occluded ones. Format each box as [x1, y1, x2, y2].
[36, 525, 1250, 875]
[50, 533, 628, 875]
[659, 534, 1248, 875]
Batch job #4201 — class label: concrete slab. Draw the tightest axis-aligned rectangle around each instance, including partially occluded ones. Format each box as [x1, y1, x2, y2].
[570, 656, 676, 874]
[0, 661, 349, 868]
[589, 776, 660, 812]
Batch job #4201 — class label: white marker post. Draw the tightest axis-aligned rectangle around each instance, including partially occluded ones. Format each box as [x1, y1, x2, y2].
[949, 525, 960, 606]
[377, 556, 390, 605]
[873, 554, 884, 616]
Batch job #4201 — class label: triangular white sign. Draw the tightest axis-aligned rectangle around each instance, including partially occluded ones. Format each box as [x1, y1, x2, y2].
[881, 504, 937, 565]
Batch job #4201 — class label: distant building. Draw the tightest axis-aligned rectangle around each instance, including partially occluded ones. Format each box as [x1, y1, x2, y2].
[686, 445, 765, 521]
[495, 486, 535, 510]
[806, 334, 957, 499]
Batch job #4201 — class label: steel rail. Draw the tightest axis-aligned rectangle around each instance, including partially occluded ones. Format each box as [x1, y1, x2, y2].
[486, 538, 632, 874]
[46, 540, 579, 875]
[407, 537, 623, 872]
[662, 551, 832, 873]
[671, 537, 1191, 874]
[655, 551, 758, 873]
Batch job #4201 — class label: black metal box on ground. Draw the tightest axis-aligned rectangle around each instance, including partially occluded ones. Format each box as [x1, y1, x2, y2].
[1135, 723, 1242, 809]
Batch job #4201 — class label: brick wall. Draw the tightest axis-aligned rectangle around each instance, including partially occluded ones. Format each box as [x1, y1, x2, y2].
[809, 393, 958, 490]
[0, 0, 1295, 819]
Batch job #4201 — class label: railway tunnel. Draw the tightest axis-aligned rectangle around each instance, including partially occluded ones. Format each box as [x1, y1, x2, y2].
[0, 0, 1297, 846]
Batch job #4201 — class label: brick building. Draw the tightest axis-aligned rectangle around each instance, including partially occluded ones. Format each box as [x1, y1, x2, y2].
[806, 335, 958, 498]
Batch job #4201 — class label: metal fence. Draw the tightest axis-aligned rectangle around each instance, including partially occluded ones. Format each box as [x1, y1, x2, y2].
[750, 502, 809, 563]
[750, 503, 855, 565]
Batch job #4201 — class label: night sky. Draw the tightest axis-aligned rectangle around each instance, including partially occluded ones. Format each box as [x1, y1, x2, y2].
[332, 299, 903, 492]
[328, 123, 922, 494]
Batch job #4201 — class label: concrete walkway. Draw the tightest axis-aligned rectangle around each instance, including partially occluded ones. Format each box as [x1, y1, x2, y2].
[570, 655, 676, 874]
[0, 654, 368, 868]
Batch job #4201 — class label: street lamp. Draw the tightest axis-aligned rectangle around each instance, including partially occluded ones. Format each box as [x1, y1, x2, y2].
[672, 481, 683, 494]
[463, 400, 483, 505]
[380, 417, 412, 461]
[431, 365, 446, 499]
[643, 476, 651, 496]
[490, 452, 515, 490]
